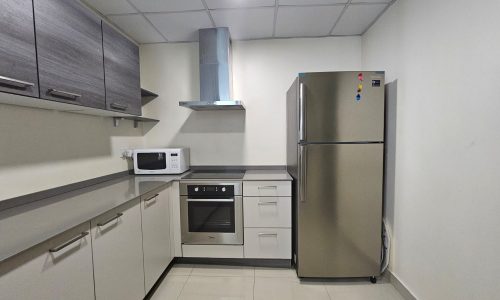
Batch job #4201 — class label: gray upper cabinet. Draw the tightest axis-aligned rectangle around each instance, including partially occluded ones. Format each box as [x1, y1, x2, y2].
[103, 23, 141, 116]
[0, 0, 39, 97]
[33, 0, 105, 109]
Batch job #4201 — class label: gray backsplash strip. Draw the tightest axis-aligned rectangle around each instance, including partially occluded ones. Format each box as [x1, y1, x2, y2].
[191, 165, 287, 171]
[0, 170, 132, 212]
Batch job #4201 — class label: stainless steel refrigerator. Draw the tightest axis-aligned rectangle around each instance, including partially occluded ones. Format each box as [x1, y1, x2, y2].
[287, 71, 385, 279]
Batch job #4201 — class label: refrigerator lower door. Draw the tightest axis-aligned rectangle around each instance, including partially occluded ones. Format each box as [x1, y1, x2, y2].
[297, 143, 384, 278]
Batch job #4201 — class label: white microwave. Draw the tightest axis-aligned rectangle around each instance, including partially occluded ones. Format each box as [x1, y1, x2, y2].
[133, 148, 190, 175]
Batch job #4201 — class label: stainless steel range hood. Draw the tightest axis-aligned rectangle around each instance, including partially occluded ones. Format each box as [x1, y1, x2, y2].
[179, 28, 245, 111]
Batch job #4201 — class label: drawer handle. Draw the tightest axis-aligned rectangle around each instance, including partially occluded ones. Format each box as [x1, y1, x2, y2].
[49, 232, 89, 253]
[257, 186, 277, 190]
[97, 213, 123, 227]
[145, 194, 159, 202]
[48, 88, 81, 100]
[0, 75, 35, 88]
[110, 103, 128, 111]
[258, 201, 278, 205]
[258, 233, 278, 237]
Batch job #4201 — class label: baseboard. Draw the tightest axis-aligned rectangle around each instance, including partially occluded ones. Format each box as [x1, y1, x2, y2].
[175, 257, 292, 268]
[386, 271, 417, 300]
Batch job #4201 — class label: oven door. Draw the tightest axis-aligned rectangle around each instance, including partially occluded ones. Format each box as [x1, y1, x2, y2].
[181, 196, 243, 245]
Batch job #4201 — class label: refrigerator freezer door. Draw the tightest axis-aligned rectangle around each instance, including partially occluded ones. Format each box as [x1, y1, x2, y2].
[297, 143, 384, 278]
[300, 72, 385, 143]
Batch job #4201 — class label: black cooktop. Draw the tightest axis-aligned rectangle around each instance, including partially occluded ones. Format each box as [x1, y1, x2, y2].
[182, 169, 246, 180]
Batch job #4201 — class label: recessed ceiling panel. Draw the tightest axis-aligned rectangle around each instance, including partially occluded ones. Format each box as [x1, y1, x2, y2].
[276, 6, 343, 37]
[206, 0, 275, 9]
[278, 0, 347, 5]
[108, 14, 165, 43]
[332, 4, 387, 35]
[128, 0, 205, 12]
[146, 11, 213, 42]
[211, 8, 275, 40]
[83, 0, 136, 15]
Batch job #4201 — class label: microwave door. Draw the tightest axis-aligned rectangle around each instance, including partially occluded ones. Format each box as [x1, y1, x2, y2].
[136, 152, 167, 171]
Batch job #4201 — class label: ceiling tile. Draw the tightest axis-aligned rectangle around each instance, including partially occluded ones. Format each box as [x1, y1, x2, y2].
[206, 0, 275, 9]
[278, 0, 347, 5]
[146, 11, 213, 42]
[83, 0, 136, 15]
[331, 4, 387, 35]
[128, 0, 205, 13]
[108, 14, 165, 43]
[211, 8, 275, 40]
[275, 6, 343, 37]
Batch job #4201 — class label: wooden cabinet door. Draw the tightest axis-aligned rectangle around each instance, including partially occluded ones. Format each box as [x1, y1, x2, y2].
[91, 198, 145, 300]
[141, 185, 172, 292]
[34, 0, 105, 108]
[0, 0, 39, 97]
[0, 222, 95, 300]
[103, 22, 141, 116]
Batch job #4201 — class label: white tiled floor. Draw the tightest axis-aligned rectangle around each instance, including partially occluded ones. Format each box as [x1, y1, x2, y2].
[151, 264, 405, 300]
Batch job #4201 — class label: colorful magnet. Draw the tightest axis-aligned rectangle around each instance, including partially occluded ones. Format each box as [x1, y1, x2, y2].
[358, 84, 363, 92]
[356, 94, 361, 102]
[358, 73, 364, 81]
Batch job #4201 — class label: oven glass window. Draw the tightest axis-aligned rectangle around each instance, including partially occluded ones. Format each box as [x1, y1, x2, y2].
[137, 153, 166, 170]
[188, 201, 235, 233]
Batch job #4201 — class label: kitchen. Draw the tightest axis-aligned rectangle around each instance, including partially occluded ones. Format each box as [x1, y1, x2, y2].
[0, 1, 499, 300]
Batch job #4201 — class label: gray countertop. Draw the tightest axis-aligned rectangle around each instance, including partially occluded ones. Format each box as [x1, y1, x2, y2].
[0, 168, 292, 263]
[0, 174, 180, 263]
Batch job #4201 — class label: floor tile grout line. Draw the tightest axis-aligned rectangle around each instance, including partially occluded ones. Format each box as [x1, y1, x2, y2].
[175, 274, 190, 300]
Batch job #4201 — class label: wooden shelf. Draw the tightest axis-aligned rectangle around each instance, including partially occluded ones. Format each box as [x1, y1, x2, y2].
[113, 116, 159, 128]
[141, 88, 158, 106]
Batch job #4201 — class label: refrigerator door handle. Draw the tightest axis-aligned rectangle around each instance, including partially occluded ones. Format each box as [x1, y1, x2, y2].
[300, 146, 307, 203]
[299, 82, 306, 142]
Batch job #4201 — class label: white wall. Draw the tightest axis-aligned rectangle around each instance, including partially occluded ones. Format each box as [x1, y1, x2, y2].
[140, 37, 362, 166]
[362, 0, 500, 299]
[0, 104, 144, 201]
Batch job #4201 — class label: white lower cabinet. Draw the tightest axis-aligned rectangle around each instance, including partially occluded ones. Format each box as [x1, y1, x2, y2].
[91, 198, 145, 300]
[244, 228, 291, 259]
[243, 180, 292, 260]
[141, 184, 173, 292]
[0, 222, 94, 300]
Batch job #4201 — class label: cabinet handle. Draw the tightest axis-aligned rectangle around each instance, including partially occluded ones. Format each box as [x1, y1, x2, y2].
[145, 194, 159, 202]
[48, 88, 81, 100]
[257, 186, 277, 190]
[258, 233, 278, 237]
[97, 213, 123, 227]
[49, 232, 89, 253]
[110, 103, 128, 111]
[0, 75, 35, 88]
[258, 201, 278, 205]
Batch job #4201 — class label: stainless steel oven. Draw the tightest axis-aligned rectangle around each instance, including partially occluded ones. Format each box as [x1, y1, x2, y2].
[180, 182, 243, 245]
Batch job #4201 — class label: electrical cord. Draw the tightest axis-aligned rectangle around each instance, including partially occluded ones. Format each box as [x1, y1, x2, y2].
[381, 218, 392, 273]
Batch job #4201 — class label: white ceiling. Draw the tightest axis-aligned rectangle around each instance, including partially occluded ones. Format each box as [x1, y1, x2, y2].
[83, 0, 395, 44]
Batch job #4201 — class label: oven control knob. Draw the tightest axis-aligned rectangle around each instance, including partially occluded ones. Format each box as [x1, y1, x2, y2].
[194, 187, 199, 192]
[222, 187, 226, 192]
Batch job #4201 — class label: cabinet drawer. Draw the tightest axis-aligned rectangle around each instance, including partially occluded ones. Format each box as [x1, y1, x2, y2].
[243, 181, 291, 197]
[0, 222, 94, 300]
[244, 228, 291, 259]
[243, 197, 291, 228]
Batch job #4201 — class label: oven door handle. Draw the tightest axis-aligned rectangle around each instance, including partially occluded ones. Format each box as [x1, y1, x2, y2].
[187, 198, 234, 202]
